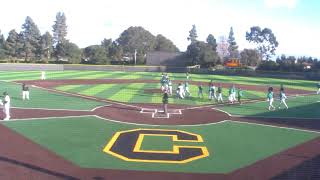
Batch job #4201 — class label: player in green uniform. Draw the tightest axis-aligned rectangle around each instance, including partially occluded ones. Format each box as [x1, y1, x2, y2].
[198, 84, 203, 98]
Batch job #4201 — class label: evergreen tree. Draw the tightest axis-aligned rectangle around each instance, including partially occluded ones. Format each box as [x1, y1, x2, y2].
[0, 30, 6, 59]
[4, 30, 19, 59]
[52, 12, 68, 60]
[206, 34, 217, 51]
[40, 32, 53, 62]
[21, 16, 41, 61]
[227, 27, 239, 58]
[187, 25, 198, 43]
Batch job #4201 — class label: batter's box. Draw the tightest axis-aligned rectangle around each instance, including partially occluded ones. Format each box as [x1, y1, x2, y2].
[153, 110, 170, 118]
[140, 108, 157, 113]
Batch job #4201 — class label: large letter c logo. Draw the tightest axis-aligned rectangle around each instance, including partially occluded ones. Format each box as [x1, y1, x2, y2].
[103, 129, 209, 163]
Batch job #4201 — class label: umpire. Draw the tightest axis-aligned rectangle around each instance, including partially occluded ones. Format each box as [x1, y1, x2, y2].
[162, 91, 169, 115]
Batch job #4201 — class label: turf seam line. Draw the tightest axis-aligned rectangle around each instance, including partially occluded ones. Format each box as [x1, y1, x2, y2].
[11, 107, 91, 112]
[32, 84, 143, 110]
[1, 115, 95, 122]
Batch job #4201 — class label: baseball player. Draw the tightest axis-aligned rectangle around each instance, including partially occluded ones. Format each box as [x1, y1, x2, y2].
[208, 81, 216, 100]
[22, 83, 30, 100]
[198, 84, 203, 98]
[186, 72, 190, 80]
[217, 85, 223, 103]
[1, 92, 11, 120]
[267, 87, 275, 110]
[237, 88, 243, 105]
[177, 83, 185, 99]
[317, 82, 320, 94]
[228, 85, 236, 104]
[162, 91, 169, 114]
[41, 71, 46, 80]
[160, 75, 166, 91]
[184, 82, 191, 97]
[168, 80, 173, 95]
[278, 90, 288, 109]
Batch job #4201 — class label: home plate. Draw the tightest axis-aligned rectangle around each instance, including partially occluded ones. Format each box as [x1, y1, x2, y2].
[153, 111, 170, 118]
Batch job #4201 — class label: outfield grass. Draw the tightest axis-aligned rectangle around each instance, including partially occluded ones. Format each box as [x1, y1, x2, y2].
[0, 71, 318, 91]
[218, 94, 320, 119]
[0, 81, 106, 110]
[56, 83, 266, 105]
[3, 116, 319, 173]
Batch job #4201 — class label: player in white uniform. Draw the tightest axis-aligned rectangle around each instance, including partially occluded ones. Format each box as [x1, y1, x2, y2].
[178, 83, 185, 99]
[22, 83, 30, 100]
[278, 91, 288, 109]
[267, 87, 275, 110]
[168, 80, 173, 95]
[1, 92, 11, 120]
[41, 71, 46, 80]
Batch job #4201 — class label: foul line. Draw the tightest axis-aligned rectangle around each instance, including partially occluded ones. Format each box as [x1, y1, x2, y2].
[3, 115, 319, 134]
[229, 120, 320, 134]
[1, 114, 230, 127]
[231, 114, 320, 120]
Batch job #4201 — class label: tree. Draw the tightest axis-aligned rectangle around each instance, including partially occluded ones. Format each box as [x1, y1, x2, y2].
[187, 25, 198, 43]
[216, 36, 229, 61]
[0, 30, 6, 59]
[109, 41, 123, 61]
[206, 34, 217, 51]
[4, 30, 20, 59]
[155, 34, 179, 52]
[117, 26, 156, 63]
[40, 32, 53, 62]
[240, 49, 261, 66]
[21, 16, 41, 61]
[187, 41, 220, 67]
[82, 45, 110, 64]
[52, 12, 68, 60]
[227, 27, 239, 58]
[64, 41, 81, 64]
[246, 26, 279, 60]
[101, 38, 113, 56]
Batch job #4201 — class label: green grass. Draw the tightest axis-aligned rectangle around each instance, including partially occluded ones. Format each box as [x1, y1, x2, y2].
[55, 83, 266, 105]
[2, 117, 319, 173]
[0, 81, 106, 110]
[0, 71, 318, 91]
[218, 94, 320, 118]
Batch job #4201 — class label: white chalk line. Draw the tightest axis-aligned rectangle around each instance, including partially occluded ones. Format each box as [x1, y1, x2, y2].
[140, 108, 182, 119]
[3, 115, 320, 134]
[232, 114, 320, 120]
[230, 120, 320, 134]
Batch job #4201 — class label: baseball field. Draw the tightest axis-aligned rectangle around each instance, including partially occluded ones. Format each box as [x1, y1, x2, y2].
[0, 70, 319, 180]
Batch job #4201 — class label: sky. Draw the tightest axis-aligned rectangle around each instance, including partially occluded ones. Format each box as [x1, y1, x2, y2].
[0, 0, 319, 58]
